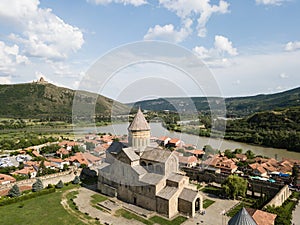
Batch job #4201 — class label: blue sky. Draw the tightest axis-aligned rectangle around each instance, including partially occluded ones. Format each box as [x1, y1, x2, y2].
[0, 0, 299, 102]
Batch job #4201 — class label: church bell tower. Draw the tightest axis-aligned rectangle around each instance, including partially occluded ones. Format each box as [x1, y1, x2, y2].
[128, 107, 150, 152]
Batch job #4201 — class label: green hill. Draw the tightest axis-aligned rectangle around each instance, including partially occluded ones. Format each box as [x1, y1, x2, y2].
[225, 107, 300, 151]
[0, 82, 128, 121]
[129, 87, 300, 116]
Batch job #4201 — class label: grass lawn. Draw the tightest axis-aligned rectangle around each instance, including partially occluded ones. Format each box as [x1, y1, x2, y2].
[90, 193, 108, 205]
[0, 186, 85, 225]
[150, 215, 187, 225]
[203, 199, 215, 209]
[115, 209, 153, 225]
[115, 208, 187, 225]
[226, 201, 252, 217]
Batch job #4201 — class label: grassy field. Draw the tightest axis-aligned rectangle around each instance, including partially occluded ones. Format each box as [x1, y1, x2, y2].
[0, 186, 85, 225]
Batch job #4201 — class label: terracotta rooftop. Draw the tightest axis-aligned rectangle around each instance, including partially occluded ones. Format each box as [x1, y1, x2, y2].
[228, 207, 258, 225]
[0, 174, 16, 184]
[178, 156, 198, 164]
[246, 208, 277, 225]
[128, 108, 150, 131]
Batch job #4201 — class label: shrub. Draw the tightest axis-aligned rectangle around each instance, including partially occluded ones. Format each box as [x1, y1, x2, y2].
[72, 176, 80, 184]
[55, 180, 64, 189]
[32, 179, 44, 192]
[8, 184, 21, 197]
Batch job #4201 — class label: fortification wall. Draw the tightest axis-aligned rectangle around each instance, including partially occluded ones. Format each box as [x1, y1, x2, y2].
[264, 185, 291, 208]
[0, 168, 81, 196]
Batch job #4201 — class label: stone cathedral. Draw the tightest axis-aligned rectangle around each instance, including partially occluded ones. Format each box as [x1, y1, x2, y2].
[97, 108, 203, 218]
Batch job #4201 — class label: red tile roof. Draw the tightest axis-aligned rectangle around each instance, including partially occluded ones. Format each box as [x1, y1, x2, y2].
[246, 208, 277, 225]
[0, 174, 16, 184]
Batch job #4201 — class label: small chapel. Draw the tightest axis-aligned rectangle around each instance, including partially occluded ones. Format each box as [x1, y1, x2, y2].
[97, 108, 203, 218]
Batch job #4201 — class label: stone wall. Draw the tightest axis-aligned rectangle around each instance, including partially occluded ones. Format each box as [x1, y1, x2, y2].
[264, 185, 291, 208]
[178, 198, 193, 217]
[0, 168, 80, 196]
[183, 167, 283, 197]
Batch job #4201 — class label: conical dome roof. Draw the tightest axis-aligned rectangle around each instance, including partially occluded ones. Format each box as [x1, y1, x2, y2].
[128, 108, 150, 131]
[228, 207, 258, 225]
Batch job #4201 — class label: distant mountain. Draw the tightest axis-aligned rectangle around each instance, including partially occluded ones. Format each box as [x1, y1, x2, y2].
[128, 87, 300, 116]
[0, 81, 128, 120]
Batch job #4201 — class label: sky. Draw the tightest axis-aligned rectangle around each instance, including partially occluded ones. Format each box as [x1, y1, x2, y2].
[0, 0, 299, 103]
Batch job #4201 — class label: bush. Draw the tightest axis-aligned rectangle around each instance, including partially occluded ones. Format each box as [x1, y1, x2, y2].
[55, 180, 64, 189]
[72, 176, 80, 184]
[47, 184, 54, 189]
[0, 188, 55, 206]
[32, 179, 44, 192]
[8, 184, 21, 197]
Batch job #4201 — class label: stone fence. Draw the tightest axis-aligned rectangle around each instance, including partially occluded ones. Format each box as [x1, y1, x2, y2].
[182, 167, 284, 197]
[263, 185, 291, 208]
[0, 168, 82, 195]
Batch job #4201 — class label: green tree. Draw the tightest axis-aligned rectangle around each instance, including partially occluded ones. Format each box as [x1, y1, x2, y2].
[8, 184, 21, 197]
[234, 148, 243, 154]
[32, 178, 44, 192]
[56, 180, 64, 189]
[245, 150, 255, 159]
[222, 175, 248, 199]
[72, 176, 80, 184]
[224, 149, 235, 158]
[292, 164, 299, 186]
[37, 160, 46, 176]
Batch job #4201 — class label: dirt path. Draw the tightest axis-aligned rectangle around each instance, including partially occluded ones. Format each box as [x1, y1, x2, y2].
[73, 187, 144, 225]
[61, 187, 144, 225]
[61, 189, 93, 224]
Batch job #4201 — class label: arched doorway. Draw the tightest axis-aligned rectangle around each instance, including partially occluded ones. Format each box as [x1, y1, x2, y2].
[148, 163, 154, 172]
[195, 198, 200, 211]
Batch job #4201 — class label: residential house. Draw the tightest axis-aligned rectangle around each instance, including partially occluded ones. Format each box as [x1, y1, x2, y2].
[187, 149, 205, 159]
[166, 138, 183, 148]
[47, 157, 70, 170]
[249, 163, 268, 177]
[11, 166, 37, 178]
[235, 154, 247, 162]
[178, 155, 198, 168]
[157, 136, 171, 147]
[0, 174, 16, 185]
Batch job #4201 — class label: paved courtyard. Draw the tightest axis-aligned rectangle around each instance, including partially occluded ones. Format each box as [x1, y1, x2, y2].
[182, 193, 239, 225]
[72, 187, 239, 225]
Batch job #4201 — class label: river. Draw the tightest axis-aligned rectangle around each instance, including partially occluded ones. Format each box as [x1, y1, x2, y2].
[74, 122, 300, 161]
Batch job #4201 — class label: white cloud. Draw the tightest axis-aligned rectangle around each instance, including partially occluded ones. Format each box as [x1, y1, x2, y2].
[0, 0, 84, 60]
[0, 41, 29, 74]
[285, 41, 300, 51]
[212, 50, 300, 97]
[255, 0, 288, 6]
[279, 73, 288, 79]
[0, 76, 12, 84]
[158, 0, 230, 38]
[214, 35, 238, 56]
[87, 0, 147, 6]
[144, 19, 192, 43]
[193, 35, 238, 67]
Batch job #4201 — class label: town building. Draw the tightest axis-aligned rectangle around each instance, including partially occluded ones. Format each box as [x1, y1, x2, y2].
[228, 207, 276, 225]
[98, 108, 203, 218]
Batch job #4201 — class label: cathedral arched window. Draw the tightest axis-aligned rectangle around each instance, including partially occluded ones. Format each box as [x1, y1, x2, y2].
[148, 163, 154, 172]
